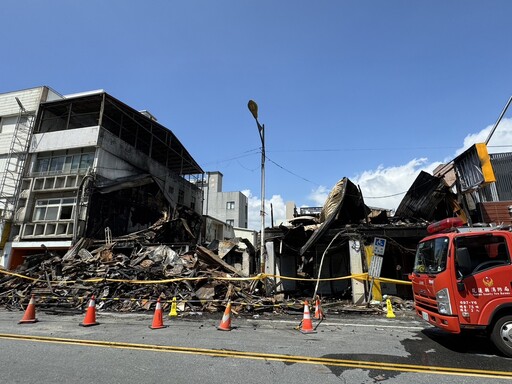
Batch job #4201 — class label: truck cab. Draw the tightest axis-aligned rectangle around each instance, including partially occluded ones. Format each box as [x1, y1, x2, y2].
[410, 218, 512, 356]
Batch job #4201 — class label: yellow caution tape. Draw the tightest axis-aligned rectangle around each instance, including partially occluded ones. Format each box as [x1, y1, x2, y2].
[0, 268, 410, 286]
[0, 268, 39, 282]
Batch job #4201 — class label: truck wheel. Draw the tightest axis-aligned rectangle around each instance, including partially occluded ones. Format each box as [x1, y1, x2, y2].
[491, 315, 512, 357]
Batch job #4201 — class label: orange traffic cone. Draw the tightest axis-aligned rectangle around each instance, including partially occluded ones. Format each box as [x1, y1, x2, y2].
[18, 294, 38, 324]
[80, 295, 99, 327]
[217, 301, 232, 331]
[149, 298, 166, 329]
[314, 296, 325, 320]
[300, 300, 316, 334]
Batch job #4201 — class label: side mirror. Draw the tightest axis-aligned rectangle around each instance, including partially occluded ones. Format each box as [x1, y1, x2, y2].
[457, 281, 465, 292]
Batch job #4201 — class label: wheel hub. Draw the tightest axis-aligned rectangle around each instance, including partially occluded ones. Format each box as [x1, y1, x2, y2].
[500, 322, 512, 347]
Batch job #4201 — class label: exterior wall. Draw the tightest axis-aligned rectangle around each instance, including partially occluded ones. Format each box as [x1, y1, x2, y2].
[31, 126, 100, 152]
[0, 87, 63, 267]
[0, 88, 53, 197]
[208, 171, 222, 193]
[13, 127, 100, 241]
[233, 227, 258, 248]
[285, 201, 296, 220]
[207, 191, 247, 227]
[203, 215, 235, 243]
[479, 200, 512, 225]
[0, 88, 46, 118]
[97, 130, 202, 211]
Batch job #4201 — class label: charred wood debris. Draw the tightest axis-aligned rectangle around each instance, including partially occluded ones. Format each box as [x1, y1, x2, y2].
[0, 217, 308, 316]
[0, 199, 416, 316]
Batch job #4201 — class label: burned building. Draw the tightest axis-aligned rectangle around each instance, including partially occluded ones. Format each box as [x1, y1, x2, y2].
[3, 90, 203, 268]
[264, 178, 426, 303]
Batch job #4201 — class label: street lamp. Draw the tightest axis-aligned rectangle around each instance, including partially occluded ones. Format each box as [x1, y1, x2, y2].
[248, 100, 266, 274]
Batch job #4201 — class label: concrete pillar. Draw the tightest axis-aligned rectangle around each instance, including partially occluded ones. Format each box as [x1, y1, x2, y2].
[349, 239, 366, 304]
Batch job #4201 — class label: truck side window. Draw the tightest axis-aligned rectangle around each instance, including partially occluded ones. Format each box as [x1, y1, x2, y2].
[497, 243, 509, 261]
[455, 237, 510, 276]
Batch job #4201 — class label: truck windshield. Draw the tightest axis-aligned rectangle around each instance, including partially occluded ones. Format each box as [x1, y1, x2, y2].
[413, 237, 449, 274]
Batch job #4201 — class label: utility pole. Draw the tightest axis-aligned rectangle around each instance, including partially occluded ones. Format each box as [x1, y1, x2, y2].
[247, 100, 266, 273]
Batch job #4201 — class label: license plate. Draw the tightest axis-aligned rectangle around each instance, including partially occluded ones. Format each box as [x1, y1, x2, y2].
[422, 311, 429, 321]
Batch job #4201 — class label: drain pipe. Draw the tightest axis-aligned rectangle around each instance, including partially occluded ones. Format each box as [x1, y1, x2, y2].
[73, 172, 94, 245]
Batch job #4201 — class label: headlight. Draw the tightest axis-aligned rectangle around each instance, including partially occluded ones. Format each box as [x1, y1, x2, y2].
[436, 288, 452, 315]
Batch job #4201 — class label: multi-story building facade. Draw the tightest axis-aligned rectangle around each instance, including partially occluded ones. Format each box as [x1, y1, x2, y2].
[0, 87, 64, 266]
[202, 171, 248, 228]
[0, 88, 203, 268]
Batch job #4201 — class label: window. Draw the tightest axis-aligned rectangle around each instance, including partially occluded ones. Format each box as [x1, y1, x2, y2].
[1, 116, 17, 133]
[454, 235, 511, 276]
[68, 99, 101, 129]
[33, 151, 94, 175]
[178, 189, 185, 204]
[0, 115, 31, 134]
[414, 237, 449, 274]
[226, 219, 234, 227]
[39, 104, 70, 132]
[226, 201, 235, 210]
[38, 97, 101, 133]
[33, 198, 76, 221]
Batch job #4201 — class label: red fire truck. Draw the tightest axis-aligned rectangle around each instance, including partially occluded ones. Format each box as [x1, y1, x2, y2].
[410, 218, 512, 356]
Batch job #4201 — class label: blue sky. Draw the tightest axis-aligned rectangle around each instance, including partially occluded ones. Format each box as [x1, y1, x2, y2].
[2, 1, 512, 229]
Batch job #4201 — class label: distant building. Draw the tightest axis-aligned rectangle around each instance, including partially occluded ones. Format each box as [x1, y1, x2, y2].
[202, 171, 248, 228]
[285, 201, 322, 220]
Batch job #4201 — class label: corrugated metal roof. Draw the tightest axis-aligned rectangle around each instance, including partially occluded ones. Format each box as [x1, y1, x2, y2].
[299, 177, 368, 255]
[394, 171, 457, 222]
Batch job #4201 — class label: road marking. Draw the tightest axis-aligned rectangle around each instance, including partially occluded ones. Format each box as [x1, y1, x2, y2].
[267, 319, 426, 330]
[0, 333, 510, 380]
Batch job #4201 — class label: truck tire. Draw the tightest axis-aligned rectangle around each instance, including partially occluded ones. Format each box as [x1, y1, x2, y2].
[491, 315, 512, 357]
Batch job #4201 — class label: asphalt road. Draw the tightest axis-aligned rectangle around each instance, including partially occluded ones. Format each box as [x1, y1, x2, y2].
[0, 308, 511, 384]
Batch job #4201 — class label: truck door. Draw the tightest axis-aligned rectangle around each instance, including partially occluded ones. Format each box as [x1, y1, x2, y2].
[452, 234, 511, 326]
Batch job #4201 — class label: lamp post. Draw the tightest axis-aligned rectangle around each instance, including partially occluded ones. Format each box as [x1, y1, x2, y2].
[248, 100, 266, 274]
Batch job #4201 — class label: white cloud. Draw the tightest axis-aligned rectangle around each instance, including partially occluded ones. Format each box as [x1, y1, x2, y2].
[308, 185, 329, 206]
[460, 117, 512, 155]
[354, 158, 442, 211]
[243, 189, 288, 230]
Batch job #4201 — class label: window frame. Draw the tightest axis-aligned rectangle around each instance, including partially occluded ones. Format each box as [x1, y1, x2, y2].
[32, 150, 94, 176]
[32, 197, 76, 222]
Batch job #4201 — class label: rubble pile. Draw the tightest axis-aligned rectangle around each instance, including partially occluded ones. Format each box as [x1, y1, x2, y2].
[0, 221, 272, 314]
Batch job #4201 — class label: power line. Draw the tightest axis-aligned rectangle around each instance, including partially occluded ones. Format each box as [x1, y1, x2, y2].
[201, 148, 260, 166]
[364, 190, 408, 199]
[268, 146, 459, 153]
[264, 155, 319, 186]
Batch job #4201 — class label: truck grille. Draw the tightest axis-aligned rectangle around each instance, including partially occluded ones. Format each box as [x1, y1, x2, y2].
[414, 294, 438, 314]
